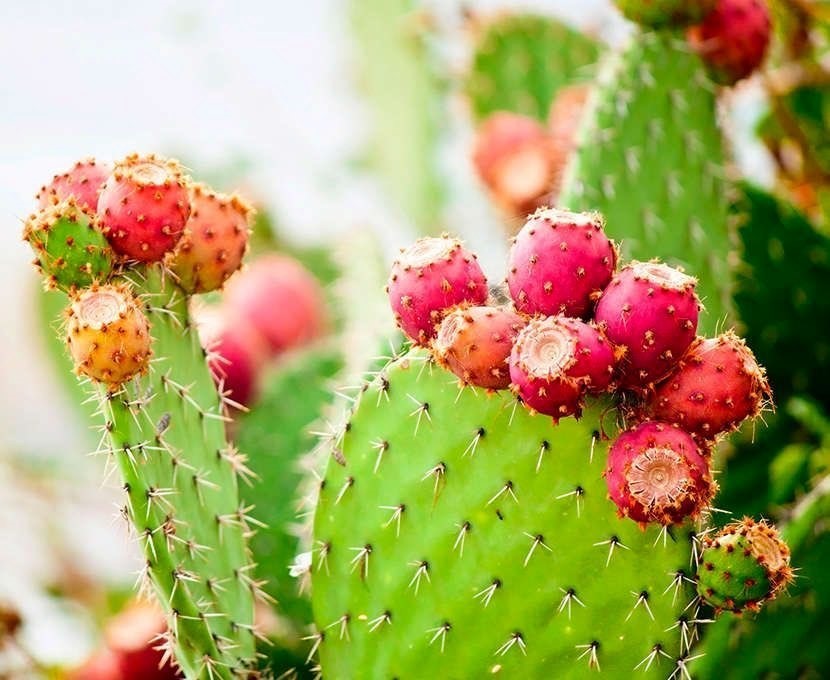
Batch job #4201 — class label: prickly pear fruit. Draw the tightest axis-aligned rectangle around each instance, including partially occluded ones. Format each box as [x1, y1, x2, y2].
[36, 158, 111, 215]
[615, 0, 716, 27]
[472, 112, 554, 217]
[647, 331, 771, 440]
[507, 208, 616, 318]
[509, 316, 612, 419]
[168, 183, 252, 293]
[688, 0, 771, 85]
[387, 235, 488, 345]
[595, 261, 700, 389]
[433, 306, 525, 389]
[697, 518, 793, 612]
[97, 154, 191, 262]
[105, 602, 181, 680]
[547, 84, 590, 203]
[605, 421, 714, 526]
[224, 254, 327, 356]
[66, 284, 151, 387]
[23, 198, 115, 291]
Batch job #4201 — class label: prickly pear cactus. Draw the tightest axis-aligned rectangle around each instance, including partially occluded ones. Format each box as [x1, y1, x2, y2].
[311, 352, 699, 677]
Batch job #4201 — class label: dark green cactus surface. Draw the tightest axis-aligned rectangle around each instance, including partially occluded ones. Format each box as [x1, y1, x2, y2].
[312, 351, 701, 678]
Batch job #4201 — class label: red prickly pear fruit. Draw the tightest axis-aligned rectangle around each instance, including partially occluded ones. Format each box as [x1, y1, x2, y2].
[472, 112, 554, 218]
[688, 0, 771, 85]
[605, 420, 715, 526]
[97, 153, 191, 262]
[507, 208, 617, 318]
[105, 602, 181, 680]
[547, 84, 590, 203]
[168, 183, 252, 293]
[224, 254, 327, 355]
[36, 158, 111, 216]
[647, 331, 772, 439]
[509, 315, 609, 420]
[594, 261, 700, 389]
[387, 235, 488, 345]
[68, 650, 123, 680]
[432, 306, 526, 390]
[615, 0, 716, 27]
[195, 305, 266, 408]
[66, 284, 152, 388]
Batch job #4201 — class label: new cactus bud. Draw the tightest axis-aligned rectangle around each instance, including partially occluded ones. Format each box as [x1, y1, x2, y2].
[387, 235, 488, 345]
[36, 157, 111, 215]
[23, 198, 115, 291]
[595, 261, 700, 389]
[507, 208, 617, 318]
[66, 284, 151, 387]
[688, 0, 772, 85]
[168, 183, 252, 293]
[605, 421, 714, 526]
[97, 153, 191, 262]
[647, 331, 772, 440]
[615, 0, 716, 27]
[432, 305, 525, 389]
[697, 518, 793, 612]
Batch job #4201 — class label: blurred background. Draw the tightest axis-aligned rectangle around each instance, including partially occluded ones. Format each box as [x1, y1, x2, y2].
[2, 0, 828, 678]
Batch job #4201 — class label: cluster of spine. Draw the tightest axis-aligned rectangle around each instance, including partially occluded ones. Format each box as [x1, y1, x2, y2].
[387, 207, 789, 609]
[22, 154, 261, 678]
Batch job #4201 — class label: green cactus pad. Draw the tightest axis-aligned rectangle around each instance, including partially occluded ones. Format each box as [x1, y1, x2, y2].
[465, 14, 601, 122]
[559, 32, 734, 333]
[312, 351, 699, 678]
[614, 0, 715, 28]
[23, 198, 115, 291]
[96, 266, 256, 678]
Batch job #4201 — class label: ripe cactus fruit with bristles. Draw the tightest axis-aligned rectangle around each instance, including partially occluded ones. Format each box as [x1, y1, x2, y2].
[387, 236, 488, 345]
[696, 518, 793, 613]
[23, 198, 115, 291]
[36, 157, 111, 215]
[605, 420, 714, 526]
[595, 262, 700, 389]
[168, 183, 252, 293]
[614, 0, 716, 27]
[507, 208, 617, 319]
[647, 331, 772, 440]
[98, 154, 191, 262]
[433, 306, 525, 390]
[65, 283, 151, 387]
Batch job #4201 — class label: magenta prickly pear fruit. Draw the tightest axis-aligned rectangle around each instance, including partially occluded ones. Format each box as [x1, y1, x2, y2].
[697, 518, 793, 613]
[97, 153, 191, 262]
[432, 305, 526, 389]
[509, 315, 613, 419]
[66, 283, 152, 388]
[605, 420, 714, 526]
[688, 0, 771, 85]
[168, 183, 252, 293]
[615, 0, 716, 27]
[648, 330, 772, 440]
[387, 235, 488, 345]
[507, 208, 617, 318]
[36, 158, 111, 215]
[595, 260, 700, 389]
[224, 254, 327, 356]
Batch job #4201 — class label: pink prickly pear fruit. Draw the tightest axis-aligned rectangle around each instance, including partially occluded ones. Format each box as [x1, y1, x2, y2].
[594, 261, 700, 389]
[36, 157, 111, 216]
[168, 183, 252, 293]
[605, 420, 715, 526]
[688, 0, 771, 85]
[97, 153, 191, 262]
[547, 84, 590, 202]
[195, 305, 266, 409]
[105, 602, 181, 680]
[387, 235, 488, 345]
[432, 306, 526, 390]
[66, 284, 152, 388]
[224, 254, 327, 356]
[67, 650, 123, 680]
[509, 315, 612, 420]
[507, 208, 617, 318]
[647, 331, 772, 439]
[472, 112, 554, 217]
